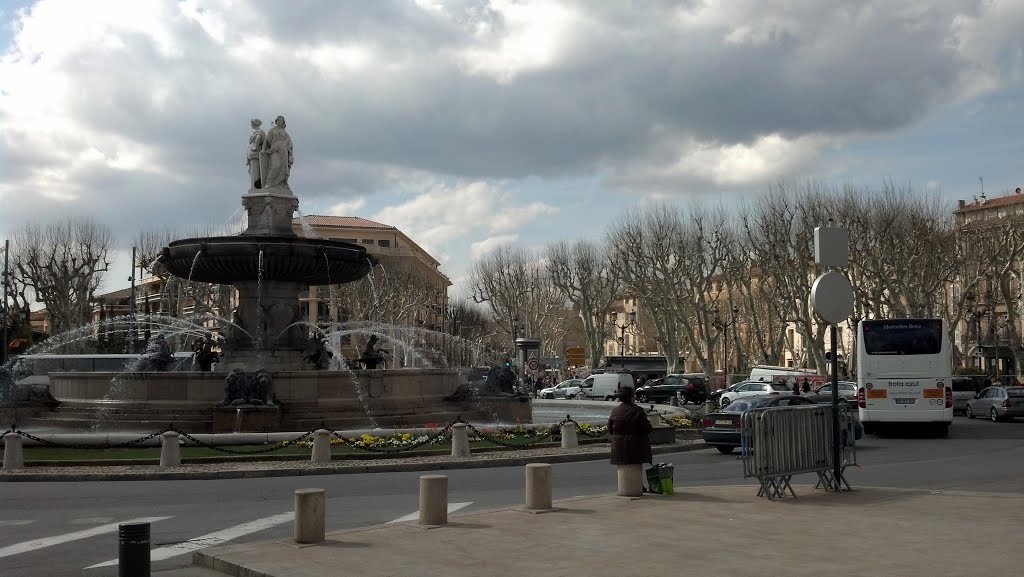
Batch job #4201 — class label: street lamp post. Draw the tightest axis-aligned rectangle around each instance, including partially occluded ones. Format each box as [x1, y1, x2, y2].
[613, 310, 636, 357]
[1, 238, 9, 366]
[714, 305, 739, 383]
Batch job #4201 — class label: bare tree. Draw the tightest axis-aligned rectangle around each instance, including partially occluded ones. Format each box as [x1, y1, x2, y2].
[545, 239, 622, 367]
[469, 245, 537, 351]
[11, 217, 113, 335]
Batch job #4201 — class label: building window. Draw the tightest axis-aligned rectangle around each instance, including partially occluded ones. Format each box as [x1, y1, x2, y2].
[338, 238, 357, 243]
[362, 239, 374, 245]
[377, 239, 391, 247]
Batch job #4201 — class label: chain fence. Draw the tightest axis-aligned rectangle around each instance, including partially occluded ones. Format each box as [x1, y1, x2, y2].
[0, 410, 709, 458]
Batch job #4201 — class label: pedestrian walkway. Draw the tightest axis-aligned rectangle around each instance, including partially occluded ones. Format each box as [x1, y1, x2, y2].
[189, 485, 1022, 577]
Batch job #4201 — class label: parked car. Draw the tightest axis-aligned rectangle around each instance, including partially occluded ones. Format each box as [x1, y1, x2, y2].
[538, 379, 582, 399]
[802, 394, 864, 441]
[719, 381, 793, 407]
[701, 395, 820, 453]
[707, 382, 746, 407]
[950, 377, 978, 414]
[965, 386, 1024, 422]
[813, 381, 858, 401]
[635, 374, 706, 405]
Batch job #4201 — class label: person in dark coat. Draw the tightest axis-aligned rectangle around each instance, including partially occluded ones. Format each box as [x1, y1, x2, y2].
[608, 386, 653, 467]
[792, 380, 801, 395]
[801, 379, 811, 394]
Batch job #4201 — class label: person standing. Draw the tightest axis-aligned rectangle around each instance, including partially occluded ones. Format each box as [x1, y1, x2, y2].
[608, 386, 653, 495]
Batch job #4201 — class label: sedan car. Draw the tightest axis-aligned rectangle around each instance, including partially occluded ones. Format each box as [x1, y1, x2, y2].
[965, 386, 1024, 422]
[813, 381, 858, 401]
[802, 394, 864, 441]
[635, 375, 706, 405]
[719, 381, 793, 406]
[538, 379, 582, 399]
[701, 395, 819, 453]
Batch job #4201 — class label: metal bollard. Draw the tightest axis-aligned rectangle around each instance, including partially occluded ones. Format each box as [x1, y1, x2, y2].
[3, 434, 25, 470]
[450, 423, 470, 457]
[118, 522, 151, 577]
[293, 488, 326, 544]
[419, 475, 448, 525]
[311, 429, 331, 463]
[560, 422, 578, 449]
[159, 431, 181, 467]
[616, 464, 643, 497]
[524, 463, 553, 510]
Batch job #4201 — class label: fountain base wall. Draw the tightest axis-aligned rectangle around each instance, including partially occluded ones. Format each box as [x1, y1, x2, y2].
[36, 369, 531, 433]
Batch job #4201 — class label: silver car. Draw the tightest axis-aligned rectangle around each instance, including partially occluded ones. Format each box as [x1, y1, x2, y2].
[813, 381, 858, 401]
[538, 379, 582, 399]
[965, 386, 1024, 422]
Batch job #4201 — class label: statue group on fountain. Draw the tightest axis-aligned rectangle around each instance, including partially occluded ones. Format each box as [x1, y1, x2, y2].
[357, 335, 391, 370]
[218, 368, 276, 407]
[192, 333, 220, 372]
[247, 116, 293, 193]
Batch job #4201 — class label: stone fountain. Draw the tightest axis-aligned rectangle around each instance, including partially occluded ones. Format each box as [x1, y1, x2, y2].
[22, 117, 530, 433]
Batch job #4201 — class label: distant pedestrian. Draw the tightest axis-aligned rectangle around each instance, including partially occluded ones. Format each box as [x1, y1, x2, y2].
[792, 381, 801, 395]
[801, 379, 811, 394]
[608, 386, 653, 490]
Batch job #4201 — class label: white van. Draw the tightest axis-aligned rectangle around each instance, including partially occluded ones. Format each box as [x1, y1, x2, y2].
[748, 364, 818, 383]
[579, 373, 635, 400]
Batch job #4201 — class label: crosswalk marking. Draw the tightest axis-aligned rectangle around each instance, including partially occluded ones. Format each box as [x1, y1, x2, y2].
[0, 517, 172, 559]
[84, 511, 294, 569]
[0, 520, 35, 527]
[386, 502, 473, 524]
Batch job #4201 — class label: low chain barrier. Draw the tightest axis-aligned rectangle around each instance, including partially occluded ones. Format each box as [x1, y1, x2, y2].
[1, 412, 631, 460]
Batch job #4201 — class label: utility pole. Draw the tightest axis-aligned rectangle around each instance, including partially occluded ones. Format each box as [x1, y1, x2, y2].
[129, 246, 137, 354]
[1, 239, 9, 366]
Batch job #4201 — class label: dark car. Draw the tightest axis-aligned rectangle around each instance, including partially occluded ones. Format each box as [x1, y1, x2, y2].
[802, 394, 864, 441]
[635, 374, 706, 405]
[701, 395, 819, 454]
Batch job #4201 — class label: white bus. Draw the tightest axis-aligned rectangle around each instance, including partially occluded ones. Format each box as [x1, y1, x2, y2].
[856, 318, 953, 436]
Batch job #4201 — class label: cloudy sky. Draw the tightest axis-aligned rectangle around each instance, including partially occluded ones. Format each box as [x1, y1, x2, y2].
[1, 0, 1022, 300]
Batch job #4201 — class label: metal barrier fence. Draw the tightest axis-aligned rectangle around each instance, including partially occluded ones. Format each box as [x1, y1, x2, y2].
[740, 404, 857, 499]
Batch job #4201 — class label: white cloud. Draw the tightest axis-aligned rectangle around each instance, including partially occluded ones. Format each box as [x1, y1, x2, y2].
[326, 196, 367, 216]
[469, 234, 519, 260]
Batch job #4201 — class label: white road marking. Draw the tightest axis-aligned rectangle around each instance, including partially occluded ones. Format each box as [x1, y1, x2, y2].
[85, 511, 294, 569]
[386, 502, 473, 524]
[70, 517, 115, 525]
[0, 517, 171, 559]
[0, 520, 35, 527]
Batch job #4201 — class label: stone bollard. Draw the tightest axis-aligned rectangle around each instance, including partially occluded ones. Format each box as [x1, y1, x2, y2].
[616, 464, 643, 497]
[648, 410, 664, 427]
[311, 429, 331, 463]
[3, 434, 25, 470]
[450, 423, 470, 458]
[560, 422, 578, 449]
[524, 463, 553, 510]
[419, 475, 448, 526]
[670, 395, 680, 407]
[293, 488, 326, 544]
[159, 431, 181, 467]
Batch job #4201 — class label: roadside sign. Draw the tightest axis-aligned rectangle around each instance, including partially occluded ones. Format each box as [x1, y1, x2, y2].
[527, 351, 540, 371]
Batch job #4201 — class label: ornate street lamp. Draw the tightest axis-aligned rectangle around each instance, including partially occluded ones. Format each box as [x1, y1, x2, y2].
[714, 305, 740, 381]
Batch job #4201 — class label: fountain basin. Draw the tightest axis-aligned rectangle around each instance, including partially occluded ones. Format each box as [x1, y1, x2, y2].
[161, 235, 376, 285]
[34, 369, 532, 433]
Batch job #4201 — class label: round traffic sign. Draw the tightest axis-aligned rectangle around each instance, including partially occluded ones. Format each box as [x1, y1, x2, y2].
[527, 358, 539, 371]
[810, 271, 854, 324]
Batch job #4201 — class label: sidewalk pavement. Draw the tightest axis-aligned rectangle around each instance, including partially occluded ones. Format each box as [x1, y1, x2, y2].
[188, 484, 1022, 577]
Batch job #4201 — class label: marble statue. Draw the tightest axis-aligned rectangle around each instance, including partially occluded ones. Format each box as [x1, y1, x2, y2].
[260, 115, 293, 192]
[247, 118, 266, 190]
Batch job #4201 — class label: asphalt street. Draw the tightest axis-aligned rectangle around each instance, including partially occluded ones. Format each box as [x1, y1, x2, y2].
[2, 416, 1022, 576]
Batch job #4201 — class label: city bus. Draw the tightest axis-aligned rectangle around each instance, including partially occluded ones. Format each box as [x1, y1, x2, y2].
[856, 318, 953, 436]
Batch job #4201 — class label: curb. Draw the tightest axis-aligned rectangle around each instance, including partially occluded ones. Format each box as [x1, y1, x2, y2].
[0, 442, 708, 482]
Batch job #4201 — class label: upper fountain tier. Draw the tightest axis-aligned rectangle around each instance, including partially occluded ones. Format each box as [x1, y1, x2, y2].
[161, 190, 377, 286]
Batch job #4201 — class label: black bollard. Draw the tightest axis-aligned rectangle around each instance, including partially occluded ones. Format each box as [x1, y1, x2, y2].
[119, 522, 151, 577]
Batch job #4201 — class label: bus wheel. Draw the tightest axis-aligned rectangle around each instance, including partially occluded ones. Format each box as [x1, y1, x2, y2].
[862, 422, 876, 435]
[935, 423, 950, 438]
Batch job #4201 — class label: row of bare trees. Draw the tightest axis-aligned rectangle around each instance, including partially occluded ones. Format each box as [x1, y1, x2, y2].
[467, 181, 1024, 379]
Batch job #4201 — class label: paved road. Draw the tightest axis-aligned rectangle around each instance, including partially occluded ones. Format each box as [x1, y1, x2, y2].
[2, 417, 1022, 576]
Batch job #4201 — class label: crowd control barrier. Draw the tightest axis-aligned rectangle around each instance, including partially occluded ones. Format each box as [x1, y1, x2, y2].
[740, 404, 857, 500]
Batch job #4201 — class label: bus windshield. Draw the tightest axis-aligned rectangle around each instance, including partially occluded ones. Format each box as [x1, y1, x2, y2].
[862, 320, 943, 356]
